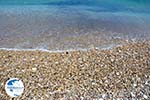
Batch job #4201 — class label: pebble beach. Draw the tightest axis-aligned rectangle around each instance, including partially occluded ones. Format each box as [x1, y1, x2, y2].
[0, 42, 150, 100]
[1, 0, 150, 100]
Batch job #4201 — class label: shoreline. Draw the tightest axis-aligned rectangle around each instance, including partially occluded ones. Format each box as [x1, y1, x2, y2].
[0, 47, 94, 53]
[0, 42, 128, 53]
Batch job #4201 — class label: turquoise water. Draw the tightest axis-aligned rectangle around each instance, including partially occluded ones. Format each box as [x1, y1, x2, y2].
[0, 0, 150, 12]
[0, 0, 150, 50]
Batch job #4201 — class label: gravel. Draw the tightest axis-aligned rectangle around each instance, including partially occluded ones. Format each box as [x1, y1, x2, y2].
[0, 42, 150, 100]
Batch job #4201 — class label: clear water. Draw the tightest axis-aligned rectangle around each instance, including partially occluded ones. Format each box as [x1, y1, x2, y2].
[0, 0, 150, 50]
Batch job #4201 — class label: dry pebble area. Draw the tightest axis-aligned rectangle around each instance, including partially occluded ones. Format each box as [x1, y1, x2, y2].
[0, 42, 150, 100]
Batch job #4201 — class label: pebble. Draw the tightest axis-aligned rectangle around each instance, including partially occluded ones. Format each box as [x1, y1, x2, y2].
[22, 69, 25, 72]
[143, 94, 148, 99]
[32, 67, 37, 72]
[116, 72, 120, 76]
[55, 62, 59, 64]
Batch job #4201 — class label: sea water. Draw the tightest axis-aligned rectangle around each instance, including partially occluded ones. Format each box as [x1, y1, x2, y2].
[0, 0, 150, 50]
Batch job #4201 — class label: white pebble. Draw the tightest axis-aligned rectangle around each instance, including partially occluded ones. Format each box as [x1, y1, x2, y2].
[133, 83, 137, 87]
[32, 67, 37, 72]
[102, 94, 106, 98]
[31, 58, 35, 61]
[55, 62, 59, 64]
[116, 72, 120, 76]
[22, 70, 25, 72]
[131, 92, 135, 97]
[143, 94, 148, 99]
[145, 81, 149, 85]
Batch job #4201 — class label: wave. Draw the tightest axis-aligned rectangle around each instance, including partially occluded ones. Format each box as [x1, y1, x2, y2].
[0, 43, 119, 53]
[0, 47, 91, 53]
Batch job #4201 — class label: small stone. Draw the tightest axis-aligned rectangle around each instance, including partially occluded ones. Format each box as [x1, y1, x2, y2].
[116, 72, 120, 76]
[133, 83, 137, 87]
[22, 70, 25, 72]
[110, 58, 114, 62]
[31, 58, 35, 61]
[102, 94, 107, 98]
[45, 94, 49, 98]
[1, 83, 4, 86]
[131, 92, 135, 97]
[44, 62, 48, 65]
[145, 81, 149, 85]
[23, 59, 27, 61]
[32, 67, 37, 72]
[55, 62, 59, 64]
[80, 96, 84, 100]
[34, 64, 38, 67]
[91, 82, 96, 85]
[143, 94, 148, 99]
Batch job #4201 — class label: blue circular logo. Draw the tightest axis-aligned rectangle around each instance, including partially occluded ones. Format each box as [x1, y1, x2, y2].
[5, 78, 24, 97]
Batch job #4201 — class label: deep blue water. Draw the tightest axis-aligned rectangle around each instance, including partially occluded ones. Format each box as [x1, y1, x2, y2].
[0, 0, 150, 50]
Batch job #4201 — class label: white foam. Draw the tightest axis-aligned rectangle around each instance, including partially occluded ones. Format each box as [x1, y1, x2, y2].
[0, 43, 121, 53]
[0, 47, 89, 53]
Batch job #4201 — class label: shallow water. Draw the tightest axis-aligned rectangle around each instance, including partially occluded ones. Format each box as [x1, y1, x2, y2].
[0, 0, 150, 50]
